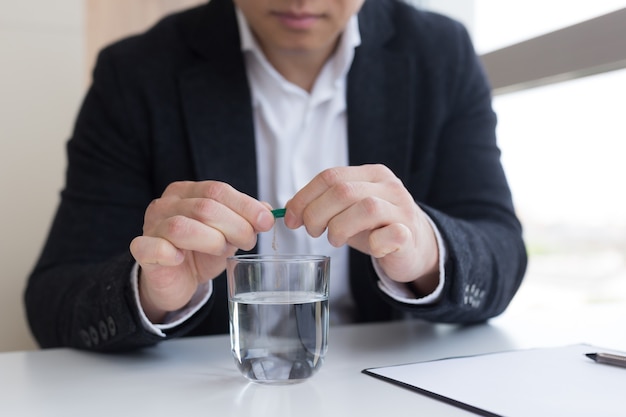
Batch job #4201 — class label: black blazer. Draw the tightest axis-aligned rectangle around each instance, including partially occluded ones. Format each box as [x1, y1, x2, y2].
[25, 0, 527, 351]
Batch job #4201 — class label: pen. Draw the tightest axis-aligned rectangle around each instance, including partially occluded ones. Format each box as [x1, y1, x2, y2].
[585, 352, 626, 369]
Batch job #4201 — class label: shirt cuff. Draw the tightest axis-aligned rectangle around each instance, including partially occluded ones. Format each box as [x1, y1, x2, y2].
[130, 262, 213, 337]
[374, 215, 447, 305]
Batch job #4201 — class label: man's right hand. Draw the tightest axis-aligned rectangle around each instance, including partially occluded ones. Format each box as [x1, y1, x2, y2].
[129, 181, 275, 323]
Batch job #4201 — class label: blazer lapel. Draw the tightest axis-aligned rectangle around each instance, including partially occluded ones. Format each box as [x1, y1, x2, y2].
[347, 44, 416, 321]
[347, 0, 417, 322]
[178, 63, 258, 198]
[347, 1, 415, 178]
[177, 0, 258, 199]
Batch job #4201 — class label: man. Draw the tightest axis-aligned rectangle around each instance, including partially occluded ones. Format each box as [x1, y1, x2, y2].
[25, 0, 527, 351]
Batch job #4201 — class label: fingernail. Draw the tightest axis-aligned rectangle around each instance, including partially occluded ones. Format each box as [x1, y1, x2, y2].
[257, 210, 274, 230]
[284, 209, 298, 228]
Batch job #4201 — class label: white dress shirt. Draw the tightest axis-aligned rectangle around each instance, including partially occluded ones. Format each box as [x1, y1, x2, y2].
[133, 10, 446, 336]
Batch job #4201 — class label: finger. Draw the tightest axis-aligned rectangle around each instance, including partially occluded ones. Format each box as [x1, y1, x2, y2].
[138, 263, 198, 314]
[308, 181, 364, 237]
[153, 215, 231, 255]
[143, 195, 180, 234]
[368, 223, 413, 259]
[189, 181, 275, 232]
[371, 221, 440, 284]
[307, 179, 405, 238]
[130, 235, 184, 266]
[326, 196, 395, 247]
[145, 198, 268, 250]
[189, 246, 238, 284]
[157, 181, 274, 233]
[285, 165, 398, 229]
[285, 167, 353, 228]
[167, 198, 264, 250]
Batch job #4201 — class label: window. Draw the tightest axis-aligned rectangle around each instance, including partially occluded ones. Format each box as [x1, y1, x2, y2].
[473, 2, 626, 309]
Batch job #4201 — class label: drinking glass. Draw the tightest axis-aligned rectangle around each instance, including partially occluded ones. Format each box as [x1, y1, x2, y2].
[226, 254, 330, 384]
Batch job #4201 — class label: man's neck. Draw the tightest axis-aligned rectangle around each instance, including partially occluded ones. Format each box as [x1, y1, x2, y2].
[260, 41, 339, 93]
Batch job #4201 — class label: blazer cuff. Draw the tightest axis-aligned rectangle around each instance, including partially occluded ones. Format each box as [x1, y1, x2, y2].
[130, 262, 213, 337]
[374, 215, 447, 304]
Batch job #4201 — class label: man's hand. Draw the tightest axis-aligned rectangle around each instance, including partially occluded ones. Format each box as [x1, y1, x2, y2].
[284, 164, 439, 295]
[130, 181, 274, 322]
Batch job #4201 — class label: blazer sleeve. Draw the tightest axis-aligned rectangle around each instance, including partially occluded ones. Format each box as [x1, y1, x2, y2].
[374, 16, 527, 323]
[24, 47, 212, 351]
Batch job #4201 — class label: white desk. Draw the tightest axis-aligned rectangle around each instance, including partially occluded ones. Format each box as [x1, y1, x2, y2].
[2, 302, 625, 416]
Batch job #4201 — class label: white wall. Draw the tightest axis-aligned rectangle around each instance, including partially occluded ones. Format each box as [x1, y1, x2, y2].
[0, 0, 85, 351]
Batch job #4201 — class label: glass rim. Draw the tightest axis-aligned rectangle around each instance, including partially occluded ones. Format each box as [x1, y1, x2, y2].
[227, 254, 330, 263]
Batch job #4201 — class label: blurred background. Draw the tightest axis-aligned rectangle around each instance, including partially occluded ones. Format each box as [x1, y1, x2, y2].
[1, 0, 625, 351]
